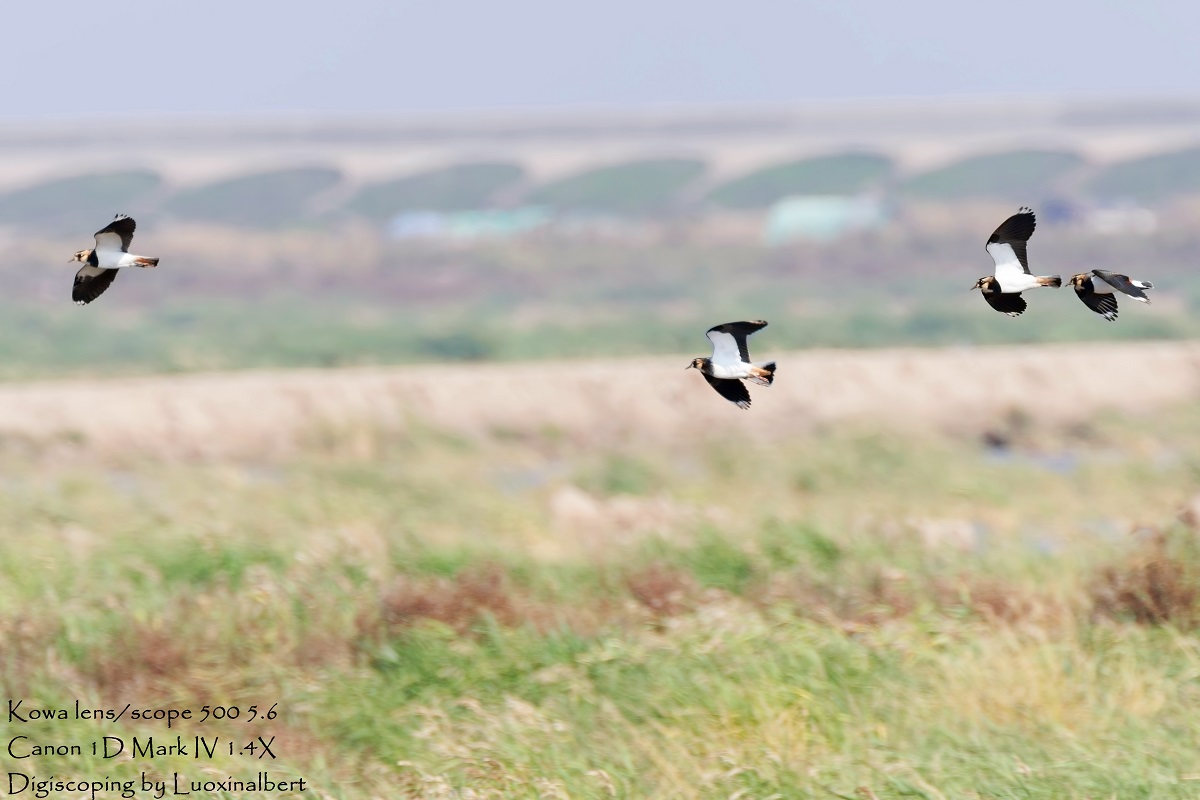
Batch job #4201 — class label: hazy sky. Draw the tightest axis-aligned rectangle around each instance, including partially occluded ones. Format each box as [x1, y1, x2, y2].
[6, 0, 1198, 117]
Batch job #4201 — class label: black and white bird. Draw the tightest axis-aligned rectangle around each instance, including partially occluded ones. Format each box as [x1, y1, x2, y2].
[68, 214, 160, 305]
[1068, 269, 1154, 321]
[687, 320, 776, 409]
[971, 207, 1061, 316]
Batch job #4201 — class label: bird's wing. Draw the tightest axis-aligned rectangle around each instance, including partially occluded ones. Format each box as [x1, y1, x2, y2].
[93, 214, 136, 253]
[982, 291, 1027, 317]
[986, 207, 1036, 278]
[1074, 285, 1119, 320]
[73, 266, 119, 305]
[706, 320, 767, 365]
[1092, 269, 1151, 302]
[703, 374, 751, 409]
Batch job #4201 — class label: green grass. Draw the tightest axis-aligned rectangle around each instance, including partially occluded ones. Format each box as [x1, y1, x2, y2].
[527, 158, 707, 214]
[6, 410, 1200, 796]
[0, 295, 1190, 382]
[1087, 147, 1200, 202]
[708, 153, 893, 208]
[344, 162, 526, 220]
[4, 224, 1200, 381]
[164, 167, 342, 227]
[902, 150, 1085, 199]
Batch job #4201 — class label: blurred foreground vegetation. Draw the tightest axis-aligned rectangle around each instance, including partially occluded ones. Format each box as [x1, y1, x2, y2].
[5, 403, 1200, 796]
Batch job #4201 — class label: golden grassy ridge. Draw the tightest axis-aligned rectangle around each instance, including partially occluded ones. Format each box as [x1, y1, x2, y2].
[0, 340, 1197, 461]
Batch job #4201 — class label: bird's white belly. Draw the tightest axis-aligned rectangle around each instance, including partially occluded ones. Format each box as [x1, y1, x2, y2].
[95, 251, 141, 268]
[995, 273, 1041, 293]
[708, 362, 751, 379]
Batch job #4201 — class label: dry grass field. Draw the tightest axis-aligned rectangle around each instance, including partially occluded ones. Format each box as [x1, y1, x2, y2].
[6, 342, 1200, 797]
[2, 340, 1198, 460]
[11, 103, 1200, 797]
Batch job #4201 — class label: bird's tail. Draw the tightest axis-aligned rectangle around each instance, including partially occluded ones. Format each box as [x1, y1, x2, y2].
[134, 256, 159, 268]
[1037, 275, 1062, 287]
[748, 362, 776, 387]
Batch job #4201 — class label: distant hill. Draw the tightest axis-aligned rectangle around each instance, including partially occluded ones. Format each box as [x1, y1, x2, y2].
[526, 158, 707, 214]
[1086, 148, 1200, 202]
[345, 163, 525, 221]
[164, 168, 342, 227]
[0, 171, 162, 230]
[708, 153, 893, 209]
[901, 151, 1085, 200]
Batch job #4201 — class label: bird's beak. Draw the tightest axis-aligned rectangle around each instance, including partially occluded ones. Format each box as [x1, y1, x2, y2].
[685, 363, 693, 370]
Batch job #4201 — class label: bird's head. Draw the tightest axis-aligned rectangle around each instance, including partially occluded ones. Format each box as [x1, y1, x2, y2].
[686, 357, 705, 371]
[971, 276, 994, 293]
[1069, 273, 1088, 288]
[69, 249, 92, 264]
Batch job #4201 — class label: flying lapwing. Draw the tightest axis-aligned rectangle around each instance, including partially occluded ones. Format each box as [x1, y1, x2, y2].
[1069, 269, 1154, 321]
[971, 207, 1061, 316]
[69, 214, 160, 305]
[687, 320, 776, 409]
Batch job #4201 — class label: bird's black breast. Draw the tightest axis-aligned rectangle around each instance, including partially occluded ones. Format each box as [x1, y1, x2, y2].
[86, 250, 98, 267]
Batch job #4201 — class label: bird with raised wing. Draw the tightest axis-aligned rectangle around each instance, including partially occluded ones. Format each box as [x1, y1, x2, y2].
[68, 214, 160, 305]
[1069, 269, 1154, 321]
[971, 207, 1061, 317]
[687, 320, 776, 409]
